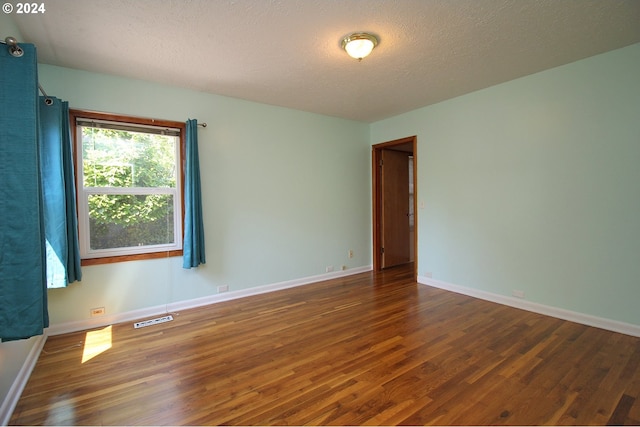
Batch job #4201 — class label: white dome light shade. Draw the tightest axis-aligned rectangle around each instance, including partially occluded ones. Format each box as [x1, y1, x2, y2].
[341, 33, 378, 60]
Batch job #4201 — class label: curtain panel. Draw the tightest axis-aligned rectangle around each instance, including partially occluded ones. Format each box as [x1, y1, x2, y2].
[39, 97, 82, 288]
[183, 119, 206, 268]
[0, 43, 49, 340]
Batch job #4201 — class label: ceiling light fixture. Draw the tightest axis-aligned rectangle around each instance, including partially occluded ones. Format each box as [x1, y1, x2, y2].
[341, 32, 378, 61]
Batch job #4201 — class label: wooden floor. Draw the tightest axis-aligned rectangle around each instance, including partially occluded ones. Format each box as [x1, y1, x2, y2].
[10, 264, 640, 425]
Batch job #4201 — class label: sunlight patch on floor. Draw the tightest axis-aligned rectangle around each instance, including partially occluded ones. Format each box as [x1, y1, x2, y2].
[82, 325, 112, 363]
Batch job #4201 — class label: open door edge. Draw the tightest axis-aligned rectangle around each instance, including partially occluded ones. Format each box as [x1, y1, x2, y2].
[372, 136, 418, 280]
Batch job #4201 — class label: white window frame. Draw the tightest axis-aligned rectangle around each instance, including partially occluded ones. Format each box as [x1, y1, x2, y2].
[72, 111, 184, 261]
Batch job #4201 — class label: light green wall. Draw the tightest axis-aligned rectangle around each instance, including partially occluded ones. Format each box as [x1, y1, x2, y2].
[3, 21, 639, 416]
[371, 43, 640, 326]
[27, 43, 640, 328]
[38, 64, 372, 324]
[0, 12, 22, 40]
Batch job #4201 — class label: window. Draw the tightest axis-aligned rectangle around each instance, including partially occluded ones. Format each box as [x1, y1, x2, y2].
[71, 110, 185, 265]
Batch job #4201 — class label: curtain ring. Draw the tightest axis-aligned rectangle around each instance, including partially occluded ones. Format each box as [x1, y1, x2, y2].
[10, 46, 24, 57]
[39, 84, 54, 105]
[4, 36, 24, 57]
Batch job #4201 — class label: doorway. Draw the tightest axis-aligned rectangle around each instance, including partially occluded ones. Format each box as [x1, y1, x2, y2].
[372, 136, 417, 277]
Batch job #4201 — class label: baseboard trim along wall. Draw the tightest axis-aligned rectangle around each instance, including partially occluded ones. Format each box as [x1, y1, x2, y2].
[11, 266, 635, 424]
[1, 266, 371, 423]
[46, 265, 373, 336]
[0, 335, 46, 426]
[418, 275, 640, 338]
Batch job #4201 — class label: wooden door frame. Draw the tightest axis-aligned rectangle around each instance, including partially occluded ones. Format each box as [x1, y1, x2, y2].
[372, 136, 418, 277]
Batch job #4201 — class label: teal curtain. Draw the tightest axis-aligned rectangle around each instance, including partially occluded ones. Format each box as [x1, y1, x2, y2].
[39, 96, 82, 288]
[0, 43, 49, 340]
[183, 119, 206, 268]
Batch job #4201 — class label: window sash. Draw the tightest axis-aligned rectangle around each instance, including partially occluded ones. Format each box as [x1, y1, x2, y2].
[76, 121, 183, 259]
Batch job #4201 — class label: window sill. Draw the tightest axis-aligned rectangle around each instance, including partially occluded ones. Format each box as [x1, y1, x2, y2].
[81, 250, 183, 266]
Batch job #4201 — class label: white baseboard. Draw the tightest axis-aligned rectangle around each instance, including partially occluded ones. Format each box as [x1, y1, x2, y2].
[47, 265, 372, 336]
[418, 275, 640, 338]
[4, 266, 369, 423]
[9, 269, 377, 423]
[167, 265, 372, 313]
[0, 335, 46, 426]
[9, 267, 636, 425]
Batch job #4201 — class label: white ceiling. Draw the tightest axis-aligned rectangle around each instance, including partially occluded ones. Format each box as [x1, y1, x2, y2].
[12, 0, 640, 123]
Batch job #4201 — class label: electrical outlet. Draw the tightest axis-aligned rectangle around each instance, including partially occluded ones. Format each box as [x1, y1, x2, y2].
[90, 307, 105, 317]
[512, 290, 525, 299]
[326, 265, 334, 273]
[348, 249, 354, 259]
[424, 271, 433, 278]
[217, 284, 229, 293]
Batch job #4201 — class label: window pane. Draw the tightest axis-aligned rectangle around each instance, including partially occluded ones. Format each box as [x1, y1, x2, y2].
[88, 194, 175, 250]
[82, 126, 177, 188]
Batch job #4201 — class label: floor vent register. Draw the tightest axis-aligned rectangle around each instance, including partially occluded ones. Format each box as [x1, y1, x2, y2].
[134, 315, 174, 329]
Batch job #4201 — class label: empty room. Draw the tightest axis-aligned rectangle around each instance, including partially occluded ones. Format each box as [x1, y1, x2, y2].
[1, 1, 640, 425]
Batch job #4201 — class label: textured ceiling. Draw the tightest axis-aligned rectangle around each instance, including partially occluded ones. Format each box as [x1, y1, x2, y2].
[11, 0, 640, 122]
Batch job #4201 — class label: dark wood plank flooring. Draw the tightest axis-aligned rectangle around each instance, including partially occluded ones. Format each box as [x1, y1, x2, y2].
[10, 264, 640, 425]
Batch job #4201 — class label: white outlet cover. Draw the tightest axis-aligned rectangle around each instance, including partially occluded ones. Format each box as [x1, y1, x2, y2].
[90, 307, 105, 317]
